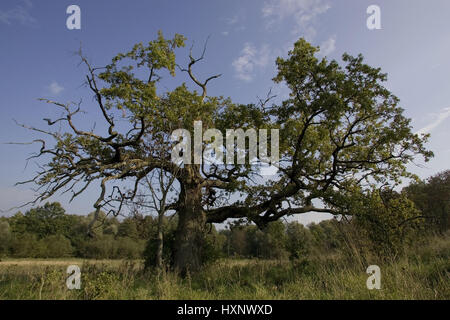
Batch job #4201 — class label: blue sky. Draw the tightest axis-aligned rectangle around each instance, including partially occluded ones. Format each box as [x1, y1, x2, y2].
[1, 0, 449, 225]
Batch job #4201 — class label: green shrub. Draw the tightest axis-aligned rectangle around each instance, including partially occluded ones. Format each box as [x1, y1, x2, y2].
[114, 237, 145, 259]
[39, 235, 74, 258]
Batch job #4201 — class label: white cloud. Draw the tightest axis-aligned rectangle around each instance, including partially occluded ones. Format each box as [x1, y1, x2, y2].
[262, 0, 331, 39]
[222, 31, 229, 36]
[0, 0, 36, 26]
[416, 107, 450, 135]
[319, 35, 336, 56]
[232, 43, 271, 82]
[47, 81, 64, 96]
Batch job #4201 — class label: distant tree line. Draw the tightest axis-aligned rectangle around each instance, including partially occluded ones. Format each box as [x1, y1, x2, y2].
[0, 170, 448, 265]
[0, 202, 148, 259]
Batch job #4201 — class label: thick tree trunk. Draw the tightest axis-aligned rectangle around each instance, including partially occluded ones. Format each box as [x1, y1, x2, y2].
[173, 183, 206, 274]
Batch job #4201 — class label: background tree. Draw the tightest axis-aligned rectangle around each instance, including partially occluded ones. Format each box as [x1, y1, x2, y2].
[285, 221, 312, 260]
[404, 170, 450, 232]
[9, 202, 72, 239]
[117, 218, 139, 239]
[0, 220, 11, 257]
[15, 33, 432, 273]
[131, 169, 178, 269]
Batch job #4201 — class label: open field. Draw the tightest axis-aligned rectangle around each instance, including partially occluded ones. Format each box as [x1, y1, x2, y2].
[1, 237, 448, 300]
[0, 258, 136, 267]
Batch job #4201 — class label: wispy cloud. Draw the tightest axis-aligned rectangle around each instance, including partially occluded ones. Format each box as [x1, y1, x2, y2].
[226, 14, 240, 25]
[232, 43, 271, 82]
[47, 81, 64, 96]
[416, 107, 450, 135]
[223, 10, 246, 35]
[262, 0, 331, 39]
[319, 35, 336, 56]
[0, 0, 36, 26]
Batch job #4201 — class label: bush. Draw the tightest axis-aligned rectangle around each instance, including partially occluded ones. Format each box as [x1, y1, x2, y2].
[78, 235, 116, 259]
[9, 233, 40, 258]
[39, 234, 74, 258]
[354, 191, 424, 258]
[114, 237, 145, 259]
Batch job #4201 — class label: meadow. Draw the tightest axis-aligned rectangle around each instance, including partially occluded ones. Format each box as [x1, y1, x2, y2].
[1, 232, 448, 300]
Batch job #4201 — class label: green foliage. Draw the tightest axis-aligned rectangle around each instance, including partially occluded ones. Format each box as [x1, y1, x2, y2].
[115, 237, 145, 259]
[222, 221, 289, 259]
[271, 38, 432, 207]
[201, 226, 227, 264]
[309, 220, 342, 252]
[0, 220, 10, 256]
[285, 222, 312, 260]
[352, 190, 424, 258]
[117, 218, 139, 239]
[98, 30, 186, 118]
[262, 221, 289, 259]
[77, 235, 145, 260]
[143, 219, 224, 269]
[7, 233, 73, 258]
[39, 235, 73, 258]
[404, 170, 450, 232]
[8, 233, 40, 257]
[9, 202, 71, 239]
[2, 202, 150, 259]
[143, 216, 177, 269]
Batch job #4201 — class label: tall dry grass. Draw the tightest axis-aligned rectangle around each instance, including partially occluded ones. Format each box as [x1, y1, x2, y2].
[0, 233, 448, 300]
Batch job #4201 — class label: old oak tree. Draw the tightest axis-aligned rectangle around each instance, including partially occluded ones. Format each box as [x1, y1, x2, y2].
[16, 32, 432, 273]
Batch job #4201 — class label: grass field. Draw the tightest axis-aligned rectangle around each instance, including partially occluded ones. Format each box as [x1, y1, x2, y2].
[1, 234, 448, 300]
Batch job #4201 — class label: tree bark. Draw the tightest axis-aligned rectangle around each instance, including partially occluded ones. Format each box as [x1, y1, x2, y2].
[155, 208, 164, 269]
[173, 182, 206, 274]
